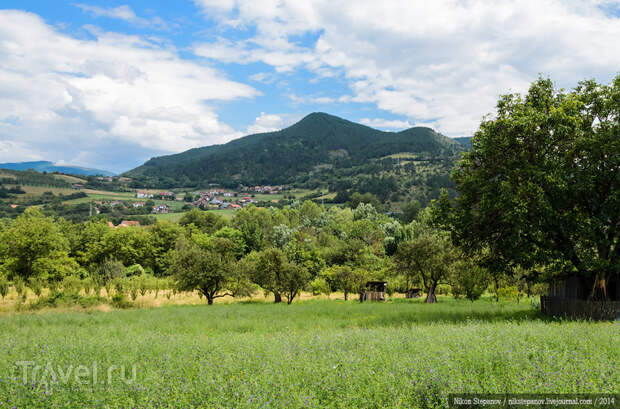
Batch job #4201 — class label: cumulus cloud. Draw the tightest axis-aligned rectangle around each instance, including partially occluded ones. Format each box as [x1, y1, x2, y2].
[73, 4, 169, 30]
[0, 10, 258, 172]
[193, 0, 620, 136]
[359, 118, 413, 130]
[246, 112, 300, 134]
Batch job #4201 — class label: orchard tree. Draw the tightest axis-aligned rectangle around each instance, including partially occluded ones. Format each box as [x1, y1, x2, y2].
[395, 230, 458, 303]
[322, 265, 367, 301]
[436, 75, 620, 300]
[171, 237, 243, 305]
[450, 260, 489, 302]
[253, 248, 309, 304]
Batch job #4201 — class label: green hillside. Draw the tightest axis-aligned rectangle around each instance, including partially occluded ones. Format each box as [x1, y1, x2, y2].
[126, 113, 467, 206]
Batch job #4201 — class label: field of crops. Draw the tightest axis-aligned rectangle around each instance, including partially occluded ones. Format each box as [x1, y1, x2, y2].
[0, 298, 618, 408]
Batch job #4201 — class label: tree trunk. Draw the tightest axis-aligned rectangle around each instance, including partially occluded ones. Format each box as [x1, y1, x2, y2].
[425, 281, 437, 303]
[207, 297, 213, 305]
[344, 290, 348, 301]
[274, 292, 282, 303]
[589, 274, 608, 301]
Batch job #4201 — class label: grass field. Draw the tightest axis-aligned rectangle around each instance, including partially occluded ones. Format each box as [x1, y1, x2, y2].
[0, 298, 617, 408]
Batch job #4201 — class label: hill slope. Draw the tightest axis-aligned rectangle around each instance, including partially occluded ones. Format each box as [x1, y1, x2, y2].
[126, 113, 465, 199]
[0, 161, 114, 176]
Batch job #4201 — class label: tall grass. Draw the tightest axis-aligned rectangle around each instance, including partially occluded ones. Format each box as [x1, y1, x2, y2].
[0, 298, 617, 408]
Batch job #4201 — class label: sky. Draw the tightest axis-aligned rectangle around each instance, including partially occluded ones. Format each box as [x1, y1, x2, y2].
[0, 1, 619, 173]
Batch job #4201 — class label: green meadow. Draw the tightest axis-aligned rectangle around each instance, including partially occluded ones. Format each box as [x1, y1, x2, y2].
[0, 298, 617, 408]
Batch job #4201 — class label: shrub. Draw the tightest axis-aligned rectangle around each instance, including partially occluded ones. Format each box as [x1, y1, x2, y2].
[498, 285, 520, 302]
[0, 276, 8, 301]
[27, 277, 44, 298]
[61, 275, 82, 296]
[110, 294, 132, 309]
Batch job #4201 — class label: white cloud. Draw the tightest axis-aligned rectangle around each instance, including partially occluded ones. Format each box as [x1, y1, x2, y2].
[0, 10, 258, 172]
[73, 4, 169, 30]
[246, 112, 300, 134]
[193, 0, 620, 136]
[359, 118, 413, 130]
[288, 94, 335, 105]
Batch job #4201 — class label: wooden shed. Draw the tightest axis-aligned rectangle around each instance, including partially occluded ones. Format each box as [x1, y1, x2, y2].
[542, 274, 620, 320]
[360, 281, 387, 302]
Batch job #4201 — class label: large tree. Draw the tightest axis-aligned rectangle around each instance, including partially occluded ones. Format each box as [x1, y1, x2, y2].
[172, 237, 251, 305]
[252, 248, 309, 304]
[436, 76, 619, 300]
[395, 231, 457, 303]
[0, 208, 77, 285]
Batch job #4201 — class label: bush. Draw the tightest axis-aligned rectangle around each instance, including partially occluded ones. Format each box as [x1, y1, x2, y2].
[28, 292, 106, 310]
[61, 275, 82, 296]
[309, 277, 330, 296]
[110, 294, 132, 309]
[498, 285, 520, 302]
[0, 276, 8, 301]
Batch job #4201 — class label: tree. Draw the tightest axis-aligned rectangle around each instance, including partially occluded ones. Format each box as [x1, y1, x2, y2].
[0, 272, 8, 302]
[253, 248, 309, 304]
[0, 208, 77, 285]
[395, 231, 457, 303]
[322, 265, 367, 301]
[401, 200, 421, 223]
[450, 260, 489, 302]
[171, 237, 239, 305]
[436, 76, 620, 300]
[179, 209, 228, 235]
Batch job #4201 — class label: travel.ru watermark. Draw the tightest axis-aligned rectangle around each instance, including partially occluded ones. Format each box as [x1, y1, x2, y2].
[15, 361, 137, 394]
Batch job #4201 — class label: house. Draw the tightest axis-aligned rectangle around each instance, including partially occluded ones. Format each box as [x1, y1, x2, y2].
[9, 204, 18, 209]
[133, 202, 145, 208]
[72, 183, 84, 190]
[195, 197, 210, 207]
[108, 222, 115, 228]
[136, 191, 153, 199]
[110, 200, 121, 207]
[229, 204, 241, 209]
[158, 191, 175, 200]
[152, 204, 169, 214]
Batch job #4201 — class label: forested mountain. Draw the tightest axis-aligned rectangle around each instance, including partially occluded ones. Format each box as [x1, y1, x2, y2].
[126, 113, 467, 206]
[0, 161, 114, 176]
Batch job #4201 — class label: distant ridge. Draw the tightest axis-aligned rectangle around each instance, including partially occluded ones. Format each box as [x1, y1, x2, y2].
[125, 112, 465, 188]
[0, 161, 114, 176]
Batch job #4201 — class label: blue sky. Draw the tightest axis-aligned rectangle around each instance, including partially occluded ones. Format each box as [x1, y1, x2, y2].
[0, 0, 619, 173]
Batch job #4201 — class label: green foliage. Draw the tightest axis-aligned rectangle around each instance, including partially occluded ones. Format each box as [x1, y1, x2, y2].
[61, 275, 82, 296]
[0, 208, 75, 284]
[439, 75, 620, 300]
[450, 260, 489, 302]
[395, 221, 458, 303]
[309, 276, 331, 296]
[171, 237, 241, 305]
[253, 248, 310, 304]
[321, 265, 368, 300]
[0, 275, 8, 301]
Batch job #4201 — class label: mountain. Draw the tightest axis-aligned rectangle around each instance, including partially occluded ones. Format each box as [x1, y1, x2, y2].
[454, 137, 472, 148]
[0, 161, 114, 176]
[127, 112, 464, 186]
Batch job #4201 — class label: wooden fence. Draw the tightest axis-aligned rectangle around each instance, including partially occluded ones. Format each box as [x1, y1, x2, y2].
[541, 296, 620, 321]
[361, 291, 386, 302]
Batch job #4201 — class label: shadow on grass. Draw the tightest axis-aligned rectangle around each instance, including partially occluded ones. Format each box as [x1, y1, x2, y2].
[356, 299, 552, 328]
